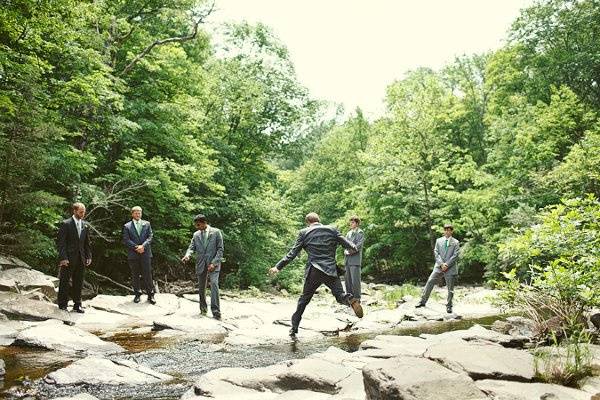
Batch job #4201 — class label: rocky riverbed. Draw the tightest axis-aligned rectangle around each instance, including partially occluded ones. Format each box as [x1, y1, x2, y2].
[0, 258, 599, 400]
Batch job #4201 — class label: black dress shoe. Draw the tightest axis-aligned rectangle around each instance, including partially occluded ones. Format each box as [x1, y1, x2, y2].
[133, 294, 141, 303]
[415, 302, 426, 308]
[289, 328, 298, 338]
[147, 295, 156, 305]
[446, 306, 453, 314]
[58, 305, 68, 311]
[213, 314, 221, 321]
[72, 306, 85, 314]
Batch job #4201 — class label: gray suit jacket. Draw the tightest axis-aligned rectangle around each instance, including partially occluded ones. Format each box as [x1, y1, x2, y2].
[433, 236, 460, 276]
[344, 228, 364, 266]
[185, 226, 224, 274]
[123, 219, 153, 260]
[275, 223, 357, 277]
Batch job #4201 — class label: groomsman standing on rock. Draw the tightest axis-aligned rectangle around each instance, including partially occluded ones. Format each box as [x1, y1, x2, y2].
[123, 206, 155, 304]
[416, 223, 460, 313]
[57, 202, 92, 313]
[182, 214, 224, 320]
[344, 215, 365, 303]
[270, 212, 364, 338]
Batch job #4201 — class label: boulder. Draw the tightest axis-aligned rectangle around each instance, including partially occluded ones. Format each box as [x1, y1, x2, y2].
[590, 313, 600, 330]
[86, 293, 182, 317]
[275, 358, 355, 394]
[358, 335, 430, 358]
[224, 324, 323, 346]
[0, 320, 33, 346]
[153, 314, 227, 340]
[0, 292, 72, 323]
[0, 358, 5, 377]
[15, 319, 124, 355]
[45, 356, 172, 386]
[476, 379, 591, 400]
[424, 341, 535, 381]
[0, 267, 58, 300]
[0, 255, 31, 270]
[362, 356, 488, 400]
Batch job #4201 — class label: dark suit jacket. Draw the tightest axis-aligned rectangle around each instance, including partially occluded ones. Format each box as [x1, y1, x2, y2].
[275, 223, 357, 276]
[57, 216, 91, 265]
[122, 219, 153, 260]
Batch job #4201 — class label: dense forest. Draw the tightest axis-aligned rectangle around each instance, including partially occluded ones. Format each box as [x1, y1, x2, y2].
[1, 0, 599, 294]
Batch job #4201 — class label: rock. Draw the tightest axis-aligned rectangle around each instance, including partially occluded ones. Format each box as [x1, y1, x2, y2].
[362, 356, 488, 400]
[276, 358, 355, 393]
[224, 324, 323, 346]
[275, 314, 351, 333]
[504, 316, 538, 337]
[0, 358, 5, 376]
[0, 267, 58, 300]
[0, 255, 31, 270]
[51, 394, 99, 400]
[476, 379, 591, 400]
[0, 320, 33, 345]
[358, 335, 430, 358]
[70, 307, 143, 334]
[421, 324, 529, 348]
[0, 292, 72, 323]
[580, 376, 600, 397]
[86, 294, 182, 317]
[15, 319, 124, 355]
[424, 341, 535, 381]
[590, 313, 600, 330]
[45, 356, 172, 385]
[153, 314, 227, 340]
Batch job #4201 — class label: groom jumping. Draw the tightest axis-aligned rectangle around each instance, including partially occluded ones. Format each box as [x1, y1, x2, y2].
[270, 212, 363, 338]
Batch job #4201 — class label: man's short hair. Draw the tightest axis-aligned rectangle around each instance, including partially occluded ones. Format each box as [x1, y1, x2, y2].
[349, 215, 361, 224]
[72, 202, 85, 211]
[131, 206, 142, 212]
[194, 214, 207, 223]
[305, 212, 320, 224]
[443, 223, 454, 230]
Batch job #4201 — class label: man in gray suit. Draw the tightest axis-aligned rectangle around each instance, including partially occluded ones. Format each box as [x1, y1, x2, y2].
[416, 224, 460, 313]
[344, 215, 364, 302]
[122, 206, 155, 304]
[269, 212, 363, 338]
[182, 214, 224, 320]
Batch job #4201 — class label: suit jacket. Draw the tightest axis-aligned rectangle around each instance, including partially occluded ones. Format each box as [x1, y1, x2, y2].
[185, 226, 224, 274]
[344, 228, 364, 266]
[433, 236, 460, 276]
[57, 216, 91, 265]
[275, 223, 358, 277]
[122, 219, 153, 260]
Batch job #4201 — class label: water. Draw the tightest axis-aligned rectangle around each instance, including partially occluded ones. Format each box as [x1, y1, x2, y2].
[0, 315, 503, 399]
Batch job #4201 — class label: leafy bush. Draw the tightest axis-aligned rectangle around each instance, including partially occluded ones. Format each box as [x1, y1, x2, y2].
[496, 196, 600, 339]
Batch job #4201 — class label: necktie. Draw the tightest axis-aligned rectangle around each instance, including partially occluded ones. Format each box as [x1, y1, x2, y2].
[445, 239, 449, 250]
[77, 220, 82, 236]
[135, 220, 142, 235]
[202, 229, 208, 249]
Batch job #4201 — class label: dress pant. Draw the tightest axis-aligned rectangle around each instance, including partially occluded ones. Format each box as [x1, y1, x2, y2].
[128, 256, 154, 295]
[57, 256, 85, 308]
[420, 270, 456, 307]
[198, 268, 220, 317]
[291, 266, 352, 331]
[344, 264, 362, 300]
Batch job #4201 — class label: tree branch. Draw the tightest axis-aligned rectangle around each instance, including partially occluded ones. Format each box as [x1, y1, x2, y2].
[119, 1, 215, 76]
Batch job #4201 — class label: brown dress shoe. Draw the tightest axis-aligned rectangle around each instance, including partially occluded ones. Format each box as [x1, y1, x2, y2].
[350, 299, 363, 318]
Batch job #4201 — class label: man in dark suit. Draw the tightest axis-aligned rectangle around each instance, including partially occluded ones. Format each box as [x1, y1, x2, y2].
[344, 215, 365, 302]
[182, 214, 224, 320]
[122, 206, 155, 304]
[57, 202, 92, 313]
[270, 212, 364, 338]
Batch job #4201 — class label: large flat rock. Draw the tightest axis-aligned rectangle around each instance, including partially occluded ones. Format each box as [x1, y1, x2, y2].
[0, 358, 5, 376]
[476, 379, 591, 400]
[153, 314, 228, 340]
[0, 292, 72, 323]
[86, 294, 181, 317]
[275, 314, 351, 333]
[421, 324, 528, 347]
[224, 324, 323, 346]
[45, 356, 172, 386]
[0, 320, 34, 346]
[0, 267, 58, 300]
[51, 394, 99, 400]
[362, 356, 488, 400]
[15, 319, 124, 355]
[424, 341, 535, 381]
[580, 376, 600, 397]
[358, 335, 431, 358]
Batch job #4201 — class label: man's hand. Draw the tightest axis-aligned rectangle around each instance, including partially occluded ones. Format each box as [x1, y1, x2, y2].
[344, 250, 350, 256]
[181, 255, 190, 263]
[85, 259, 92, 267]
[269, 267, 279, 275]
[135, 245, 145, 254]
[207, 264, 215, 272]
[441, 263, 449, 272]
[59, 259, 69, 267]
